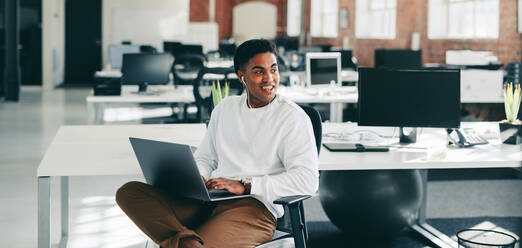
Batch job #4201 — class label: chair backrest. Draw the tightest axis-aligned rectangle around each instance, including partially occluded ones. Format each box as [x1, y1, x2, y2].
[172, 54, 206, 86]
[298, 105, 322, 155]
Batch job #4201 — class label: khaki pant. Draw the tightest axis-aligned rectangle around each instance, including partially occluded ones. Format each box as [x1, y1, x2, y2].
[116, 181, 277, 248]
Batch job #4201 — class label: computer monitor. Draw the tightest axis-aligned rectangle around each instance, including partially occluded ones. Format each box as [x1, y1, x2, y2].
[121, 53, 174, 93]
[374, 49, 422, 69]
[108, 44, 141, 69]
[163, 41, 183, 57]
[358, 68, 460, 130]
[182, 44, 204, 56]
[219, 43, 236, 58]
[306, 52, 342, 87]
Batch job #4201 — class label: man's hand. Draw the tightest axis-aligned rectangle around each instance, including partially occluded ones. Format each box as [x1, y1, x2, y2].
[206, 178, 245, 195]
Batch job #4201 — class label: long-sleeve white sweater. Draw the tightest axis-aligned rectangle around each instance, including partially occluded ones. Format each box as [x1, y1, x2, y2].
[194, 94, 319, 218]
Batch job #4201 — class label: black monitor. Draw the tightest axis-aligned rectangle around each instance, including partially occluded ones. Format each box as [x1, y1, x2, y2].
[163, 41, 183, 57]
[121, 53, 174, 93]
[374, 49, 422, 69]
[182, 44, 204, 55]
[219, 43, 236, 58]
[358, 68, 460, 141]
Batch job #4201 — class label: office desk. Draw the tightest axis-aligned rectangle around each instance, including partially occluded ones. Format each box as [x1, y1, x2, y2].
[86, 85, 195, 124]
[37, 122, 521, 248]
[278, 86, 358, 122]
[37, 124, 207, 248]
[87, 85, 357, 124]
[320, 122, 521, 248]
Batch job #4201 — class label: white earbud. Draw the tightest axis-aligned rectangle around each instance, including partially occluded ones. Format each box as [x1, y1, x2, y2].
[241, 76, 245, 83]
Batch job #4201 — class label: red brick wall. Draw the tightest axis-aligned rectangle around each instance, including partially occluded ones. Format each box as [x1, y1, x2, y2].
[192, 0, 522, 67]
[190, 0, 210, 22]
[309, 0, 522, 67]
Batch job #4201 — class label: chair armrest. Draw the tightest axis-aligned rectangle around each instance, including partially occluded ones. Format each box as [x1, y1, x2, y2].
[273, 195, 311, 206]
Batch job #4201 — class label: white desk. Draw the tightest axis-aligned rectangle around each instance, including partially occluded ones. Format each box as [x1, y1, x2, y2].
[87, 85, 357, 124]
[86, 85, 195, 124]
[278, 86, 358, 122]
[37, 122, 521, 248]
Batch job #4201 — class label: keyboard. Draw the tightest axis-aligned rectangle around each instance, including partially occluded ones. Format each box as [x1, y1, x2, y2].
[447, 128, 489, 147]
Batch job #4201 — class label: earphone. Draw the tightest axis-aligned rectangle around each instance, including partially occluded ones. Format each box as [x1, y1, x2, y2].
[241, 76, 245, 83]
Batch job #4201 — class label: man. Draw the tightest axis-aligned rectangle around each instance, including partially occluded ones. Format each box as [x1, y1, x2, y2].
[116, 39, 319, 248]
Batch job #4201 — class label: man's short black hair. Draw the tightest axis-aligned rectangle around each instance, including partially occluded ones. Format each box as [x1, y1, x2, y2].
[233, 39, 277, 73]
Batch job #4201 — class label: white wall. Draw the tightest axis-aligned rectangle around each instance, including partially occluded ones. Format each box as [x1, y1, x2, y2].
[233, 2, 277, 44]
[102, 0, 189, 67]
[42, 0, 65, 89]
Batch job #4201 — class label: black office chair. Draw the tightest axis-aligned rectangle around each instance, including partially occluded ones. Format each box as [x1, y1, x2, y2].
[172, 54, 206, 86]
[192, 66, 243, 122]
[259, 105, 322, 248]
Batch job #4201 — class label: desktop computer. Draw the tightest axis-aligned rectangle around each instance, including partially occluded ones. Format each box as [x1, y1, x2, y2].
[306, 52, 342, 87]
[358, 68, 461, 143]
[374, 49, 422, 69]
[121, 53, 174, 94]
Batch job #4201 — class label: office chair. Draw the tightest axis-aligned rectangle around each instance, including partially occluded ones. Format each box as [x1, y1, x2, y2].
[172, 54, 206, 86]
[257, 104, 321, 248]
[192, 66, 243, 122]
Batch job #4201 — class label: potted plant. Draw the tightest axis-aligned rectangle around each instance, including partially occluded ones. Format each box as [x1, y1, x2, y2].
[211, 80, 229, 107]
[499, 82, 521, 144]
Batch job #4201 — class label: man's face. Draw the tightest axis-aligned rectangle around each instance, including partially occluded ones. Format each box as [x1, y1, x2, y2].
[238, 52, 279, 108]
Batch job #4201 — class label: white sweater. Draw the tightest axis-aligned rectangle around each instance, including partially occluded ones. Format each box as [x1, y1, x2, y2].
[194, 94, 319, 218]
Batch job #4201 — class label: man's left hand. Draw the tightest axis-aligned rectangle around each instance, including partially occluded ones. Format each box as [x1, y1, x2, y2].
[206, 178, 245, 195]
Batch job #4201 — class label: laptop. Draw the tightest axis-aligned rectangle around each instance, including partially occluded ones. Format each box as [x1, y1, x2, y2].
[129, 137, 252, 201]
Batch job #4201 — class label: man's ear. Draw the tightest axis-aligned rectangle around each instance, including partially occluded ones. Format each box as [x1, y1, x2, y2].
[237, 70, 245, 84]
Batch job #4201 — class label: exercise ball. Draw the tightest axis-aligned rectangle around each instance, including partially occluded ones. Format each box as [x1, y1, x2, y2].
[319, 170, 423, 238]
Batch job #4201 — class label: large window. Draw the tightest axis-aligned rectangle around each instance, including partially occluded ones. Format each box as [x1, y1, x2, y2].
[310, 0, 338, 37]
[287, 0, 301, 37]
[355, 0, 396, 39]
[428, 0, 499, 39]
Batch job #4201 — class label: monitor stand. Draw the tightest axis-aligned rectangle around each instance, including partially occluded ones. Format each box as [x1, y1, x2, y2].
[137, 82, 149, 94]
[399, 127, 417, 144]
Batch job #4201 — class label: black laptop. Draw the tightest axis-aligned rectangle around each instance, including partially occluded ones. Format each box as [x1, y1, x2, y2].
[129, 137, 252, 201]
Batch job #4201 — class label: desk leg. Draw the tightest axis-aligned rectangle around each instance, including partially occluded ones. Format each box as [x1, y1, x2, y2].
[87, 102, 104, 125]
[410, 170, 459, 248]
[329, 103, 343, 122]
[37, 176, 69, 248]
[38, 176, 51, 248]
[60, 176, 69, 248]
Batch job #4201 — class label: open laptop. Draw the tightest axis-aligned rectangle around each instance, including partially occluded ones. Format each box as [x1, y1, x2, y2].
[129, 137, 252, 202]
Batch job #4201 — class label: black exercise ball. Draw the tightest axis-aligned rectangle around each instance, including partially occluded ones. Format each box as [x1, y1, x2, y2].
[319, 170, 423, 239]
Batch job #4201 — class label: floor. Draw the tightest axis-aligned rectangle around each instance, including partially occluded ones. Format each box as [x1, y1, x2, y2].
[0, 86, 520, 248]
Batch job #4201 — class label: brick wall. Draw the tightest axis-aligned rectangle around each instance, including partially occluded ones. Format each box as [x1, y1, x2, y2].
[309, 0, 522, 67]
[191, 0, 521, 67]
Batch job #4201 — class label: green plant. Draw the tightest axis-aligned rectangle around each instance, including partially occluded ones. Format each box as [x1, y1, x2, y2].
[211, 80, 229, 107]
[504, 82, 521, 123]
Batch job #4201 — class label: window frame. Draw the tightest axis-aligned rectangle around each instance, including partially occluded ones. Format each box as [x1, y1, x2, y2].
[428, 0, 499, 40]
[310, 0, 339, 38]
[355, 0, 397, 39]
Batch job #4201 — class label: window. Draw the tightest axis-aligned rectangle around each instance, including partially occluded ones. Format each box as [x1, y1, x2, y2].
[310, 0, 338, 37]
[428, 0, 499, 39]
[287, 0, 301, 37]
[355, 0, 396, 39]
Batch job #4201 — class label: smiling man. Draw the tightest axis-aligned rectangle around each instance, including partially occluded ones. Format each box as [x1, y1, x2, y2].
[116, 39, 318, 248]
